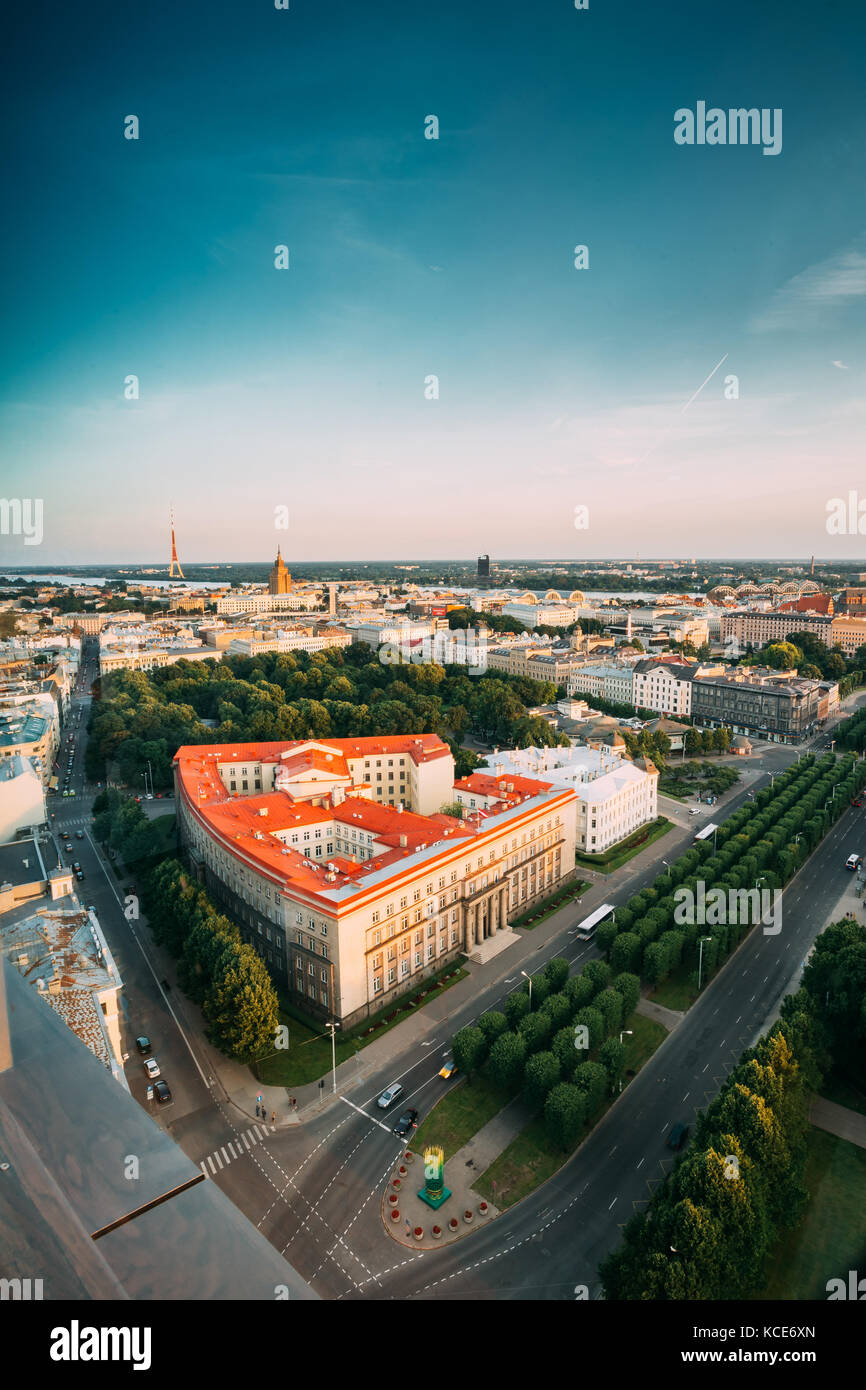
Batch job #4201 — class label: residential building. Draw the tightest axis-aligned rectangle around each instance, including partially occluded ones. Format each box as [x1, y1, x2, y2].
[0, 754, 46, 840]
[691, 669, 822, 743]
[567, 663, 635, 705]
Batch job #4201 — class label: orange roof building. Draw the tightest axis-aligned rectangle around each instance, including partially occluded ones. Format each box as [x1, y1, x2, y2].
[174, 736, 577, 1027]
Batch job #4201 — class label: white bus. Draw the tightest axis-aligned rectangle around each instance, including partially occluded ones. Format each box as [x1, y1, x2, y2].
[693, 822, 718, 845]
[575, 903, 615, 940]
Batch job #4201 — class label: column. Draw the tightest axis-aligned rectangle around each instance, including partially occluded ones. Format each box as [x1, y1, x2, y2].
[499, 884, 508, 929]
[462, 903, 472, 953]
[491, 891, 500, 933]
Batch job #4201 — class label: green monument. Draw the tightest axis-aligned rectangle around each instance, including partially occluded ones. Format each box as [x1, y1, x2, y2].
[418, 1144, 451, 1210]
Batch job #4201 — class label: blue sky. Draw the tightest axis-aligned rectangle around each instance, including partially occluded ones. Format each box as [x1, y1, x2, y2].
[3, 0, 866, 563]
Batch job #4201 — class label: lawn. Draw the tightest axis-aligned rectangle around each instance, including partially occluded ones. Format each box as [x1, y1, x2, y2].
[255, 963, 468, 1086]
[474, 1013, 667, 1210]
[410, 1074, 513, 1160]
[818, 1066, 866, 1119]
[758, 1128, 866, 1299]
[575, 817, 673, 875]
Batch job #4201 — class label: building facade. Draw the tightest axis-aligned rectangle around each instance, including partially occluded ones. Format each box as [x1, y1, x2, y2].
[174, 736, 577, 1026]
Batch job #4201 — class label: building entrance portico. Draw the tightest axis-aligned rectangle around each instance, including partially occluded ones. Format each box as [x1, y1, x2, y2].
[463, 882, 519, 964]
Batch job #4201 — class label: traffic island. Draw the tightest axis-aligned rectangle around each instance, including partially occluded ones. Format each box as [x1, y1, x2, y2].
[381, 1145, 499, 1250]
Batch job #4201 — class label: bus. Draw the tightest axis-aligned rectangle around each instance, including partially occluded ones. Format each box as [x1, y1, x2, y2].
[693, 822, 718, 845]
[575, 903, 615, 940]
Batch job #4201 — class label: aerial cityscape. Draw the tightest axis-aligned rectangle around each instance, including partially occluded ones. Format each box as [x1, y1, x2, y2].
[1, 0, 864, 1360]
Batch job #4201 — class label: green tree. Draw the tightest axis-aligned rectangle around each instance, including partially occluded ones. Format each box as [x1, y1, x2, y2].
[487, 1031, 528, 1091]
[544, 1083, 588, 1149]
[451, 1025, 488, 1077]
[523, 1051, 561, 1108]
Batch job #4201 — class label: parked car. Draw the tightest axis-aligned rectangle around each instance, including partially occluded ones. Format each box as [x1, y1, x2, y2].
[72, 862, 81, 873]
[666, 1122, 690, 1151]
[392, 1107, 419, 1137]
[75, 869, 84, 881]
[135, 1036, 151, 1055]
[144, 1057, 161, 1079]
[377, 1082, 403, 1109]
[846, 854, 863, 871]
[154, 1080, 172, 1104]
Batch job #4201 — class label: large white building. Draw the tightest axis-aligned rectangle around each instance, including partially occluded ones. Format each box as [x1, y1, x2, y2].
[174, 735, 578, 1026]
[456, 743, 658, 855]
[0, 754, 46, 840]
[567, 663, 635, 705]
[215, 592, 322, 616]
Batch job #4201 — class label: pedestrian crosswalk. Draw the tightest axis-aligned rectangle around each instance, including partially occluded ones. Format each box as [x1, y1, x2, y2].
[200, 1123, 275, 1176]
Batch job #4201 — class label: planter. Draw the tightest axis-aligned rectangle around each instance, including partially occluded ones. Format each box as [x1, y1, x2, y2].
[478, 1201, 489, 1217]
[392, 1179, 401, 1191]
[463, 1209, 474, 1225]
[431, 1225, 442, 1240]
[390, 1208, 401, 1221]
[388, 1193, 398, 1205]
[403, 1151, 414, 1164]
[413, 1226, 424, 1242]
[448, 1218, 459, 1232]
[398, 1165, 407, 1177]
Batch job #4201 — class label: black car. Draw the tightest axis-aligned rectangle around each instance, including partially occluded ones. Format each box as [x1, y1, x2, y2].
[393, 1107, 419, 1138]
[154, 1080, 172, 1103]
[135, 1036, 151, 1055]
[666, 1122, 690, 1151]
[75, 869, 84, 881]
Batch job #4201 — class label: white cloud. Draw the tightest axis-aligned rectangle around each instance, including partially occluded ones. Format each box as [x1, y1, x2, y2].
[751, 241, 866, 332]
[832, 359, 849, 369]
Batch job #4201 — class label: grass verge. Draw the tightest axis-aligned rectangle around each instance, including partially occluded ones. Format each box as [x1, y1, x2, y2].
[474, 1013, 667, 1210]
[574, 817, 673, 875]
[255, 963, 468, 1086]
[410, 1074, 514, 1160]
[758, 1127, 866, 1299]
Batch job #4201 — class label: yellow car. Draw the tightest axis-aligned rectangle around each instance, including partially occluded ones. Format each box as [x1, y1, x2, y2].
[438, 1058, 458, 1080]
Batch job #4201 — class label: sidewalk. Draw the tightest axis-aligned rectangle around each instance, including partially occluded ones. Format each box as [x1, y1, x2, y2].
[809, 1097, 866, 1149]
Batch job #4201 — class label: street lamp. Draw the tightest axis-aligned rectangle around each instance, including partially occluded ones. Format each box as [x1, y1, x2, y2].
[697, 935, 712, 991]
[324, 1020, 340, 1093]
[662, 859, 672, 880]
[521, 969, 532, 1007]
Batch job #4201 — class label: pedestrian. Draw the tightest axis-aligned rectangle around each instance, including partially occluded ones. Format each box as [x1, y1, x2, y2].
[271, 1111, 276, 1125]
[290, 1096, 297, 1110]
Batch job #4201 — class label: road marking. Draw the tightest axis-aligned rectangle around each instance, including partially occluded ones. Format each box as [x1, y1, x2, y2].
[227, 1142, 238, 1160]
[200, 1161, 208, 1177]
[339, 1095, 392, 1133]
[608, 1198, 617, 1210]
[213, 1151, 224, 1170]
[636, 1157, 644, 1169]
[207, 1158, 216, 1175]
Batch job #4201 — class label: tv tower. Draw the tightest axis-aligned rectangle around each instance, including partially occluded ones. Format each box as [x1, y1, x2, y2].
[169, 507, 185, 578]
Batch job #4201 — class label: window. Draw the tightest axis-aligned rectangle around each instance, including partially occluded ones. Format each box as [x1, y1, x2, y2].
[373, 976, 382, 993]
[387, 968, 396, 984]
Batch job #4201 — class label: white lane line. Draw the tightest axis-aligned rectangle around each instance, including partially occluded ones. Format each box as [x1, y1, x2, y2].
[636, 1157, 644, 1169]
[220, 1147, 230, 1165]
[227, 1142, 238, 1159]
[339, 1095, 393, 1133]
[241, 1132, 252, 1150]
[200, 1161, 209, 1177]
[212, 1152, 223, 1171]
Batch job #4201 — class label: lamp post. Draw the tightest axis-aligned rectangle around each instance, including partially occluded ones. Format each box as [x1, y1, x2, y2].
[324, 1020, 340, 1093]
[697, 935, 712, 991]
[662, 859, 672, 880]
[521, 970, 532, 1008]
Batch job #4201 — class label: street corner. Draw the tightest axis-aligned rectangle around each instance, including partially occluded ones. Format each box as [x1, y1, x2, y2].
[381, 1148, 500, 1250]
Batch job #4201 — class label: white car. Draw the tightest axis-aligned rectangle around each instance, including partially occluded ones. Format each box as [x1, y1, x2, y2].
[377, 1083, 403, 1109]
[144, 1057, 161, 1079]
